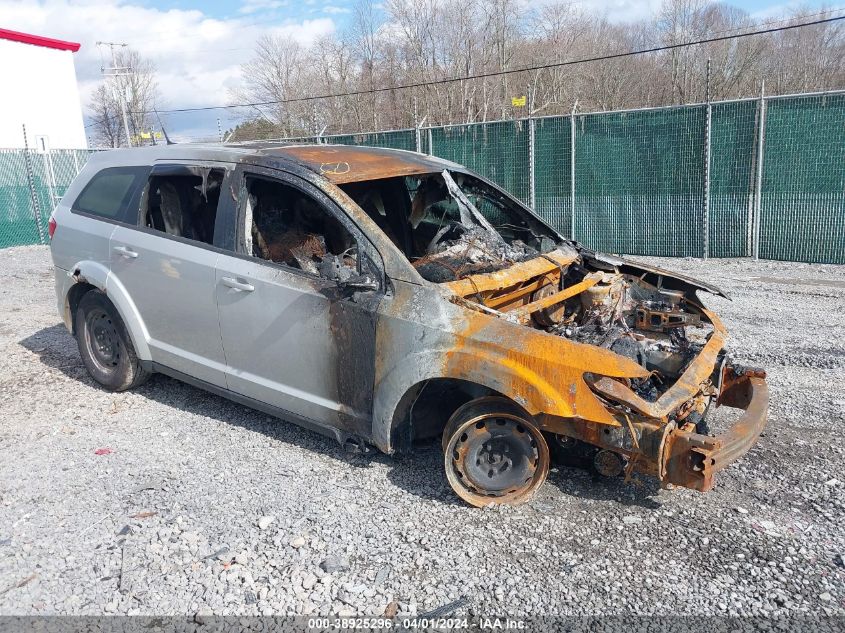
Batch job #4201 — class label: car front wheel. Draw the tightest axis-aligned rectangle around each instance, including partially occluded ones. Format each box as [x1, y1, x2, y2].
[75, 290, 149, 391]
[443, 396, 550, 507]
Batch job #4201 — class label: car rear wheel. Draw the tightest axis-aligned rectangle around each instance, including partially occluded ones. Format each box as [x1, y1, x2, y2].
[75, 290, 149, 391]
[442, 396, 550, 507]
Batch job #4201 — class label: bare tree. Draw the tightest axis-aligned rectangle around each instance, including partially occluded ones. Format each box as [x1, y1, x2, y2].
[88, 49, 160, 147]
[235, 35, 311, 136]
[229, 0, 845, 139]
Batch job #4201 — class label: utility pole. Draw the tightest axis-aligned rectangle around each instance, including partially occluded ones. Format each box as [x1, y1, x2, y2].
[97, 41, 133, 147]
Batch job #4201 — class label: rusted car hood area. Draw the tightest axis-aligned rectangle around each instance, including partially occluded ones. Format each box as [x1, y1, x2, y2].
[439, 245, 766, 491]
[583, 249, 730, 299]
[443, 245, 725, 410]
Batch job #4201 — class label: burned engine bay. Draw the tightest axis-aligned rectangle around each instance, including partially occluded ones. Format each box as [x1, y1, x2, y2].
[447, 254, 715, 409]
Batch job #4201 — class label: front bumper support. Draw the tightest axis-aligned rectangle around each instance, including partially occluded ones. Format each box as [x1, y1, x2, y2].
[660, 368, 768, 492]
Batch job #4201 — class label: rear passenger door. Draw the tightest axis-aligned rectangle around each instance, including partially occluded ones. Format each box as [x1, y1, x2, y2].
[109, 162, 235, 387]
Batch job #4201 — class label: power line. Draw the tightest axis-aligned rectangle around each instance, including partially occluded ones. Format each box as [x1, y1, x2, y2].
[134, 13, 845, 116]
[693, 5, 845, 39]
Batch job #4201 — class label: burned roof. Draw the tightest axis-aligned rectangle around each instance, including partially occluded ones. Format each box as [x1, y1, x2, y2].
[89, 142, 461, 185]
[250, 144, 459, 184]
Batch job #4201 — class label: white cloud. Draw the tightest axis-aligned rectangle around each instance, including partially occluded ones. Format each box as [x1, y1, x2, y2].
[239, 0, 289, 15]
[1, 0, 336, 135]
[322, 5, 352, 14]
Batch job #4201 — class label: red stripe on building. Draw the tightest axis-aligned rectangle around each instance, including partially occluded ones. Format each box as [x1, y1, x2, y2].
[0, 28, 81, 52]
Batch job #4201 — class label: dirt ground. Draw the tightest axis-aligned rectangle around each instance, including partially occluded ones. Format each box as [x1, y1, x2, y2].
[0, 245, 843, 620]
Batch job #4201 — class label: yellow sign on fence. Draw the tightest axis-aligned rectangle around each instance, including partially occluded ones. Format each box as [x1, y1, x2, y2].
[511, 96, 527, 107]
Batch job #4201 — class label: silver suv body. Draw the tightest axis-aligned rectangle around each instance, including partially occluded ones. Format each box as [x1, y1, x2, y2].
[51, 143, 768, 506]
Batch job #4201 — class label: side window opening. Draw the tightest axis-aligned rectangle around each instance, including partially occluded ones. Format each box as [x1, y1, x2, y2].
[339, 178, 413, 256]
[245, 176, 358, 281]
[143, 168, 224, 245]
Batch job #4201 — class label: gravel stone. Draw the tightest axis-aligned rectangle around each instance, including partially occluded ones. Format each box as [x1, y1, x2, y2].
[258, 516, 275, 530]
[320, 556, 350, 574]
[0, 246, 843, 618]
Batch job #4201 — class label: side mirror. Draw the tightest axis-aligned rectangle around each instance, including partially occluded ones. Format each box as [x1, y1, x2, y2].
[339, 273, 379, 293]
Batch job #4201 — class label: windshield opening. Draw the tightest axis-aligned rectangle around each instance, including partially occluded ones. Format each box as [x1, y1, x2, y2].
[340, 170, 562, 282]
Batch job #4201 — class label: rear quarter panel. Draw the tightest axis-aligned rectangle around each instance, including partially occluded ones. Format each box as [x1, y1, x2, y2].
[50, 159, 116, 274]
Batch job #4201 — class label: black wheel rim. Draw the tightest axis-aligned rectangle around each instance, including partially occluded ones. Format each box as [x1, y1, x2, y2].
[450, 416, 540, 497]
[84, 308, 122, 373]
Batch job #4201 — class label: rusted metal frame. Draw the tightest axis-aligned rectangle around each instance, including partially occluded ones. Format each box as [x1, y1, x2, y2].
[543, 371, 767, 493]
[484, 274, 558, 309]
[589, 308, 727, 419]
[708, 376, 768, 470]
[661, 374, 768, 491]
[507, 274, 601, 323]
[444, 250, 577, 297]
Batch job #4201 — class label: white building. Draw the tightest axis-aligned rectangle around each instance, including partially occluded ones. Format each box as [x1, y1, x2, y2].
[0, 28, 87, 149]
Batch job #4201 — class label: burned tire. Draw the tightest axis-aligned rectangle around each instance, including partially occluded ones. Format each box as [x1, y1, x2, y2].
[443, 396, 550, 507]
[75, 290, 150, 392]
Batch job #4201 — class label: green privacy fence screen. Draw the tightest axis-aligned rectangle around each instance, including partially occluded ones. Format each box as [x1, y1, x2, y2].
[2, 91, 843, 263]
[327, 129, 418, 152]
[758, 93, 845, 263]
[429, 120, 532, 205]
[708, 99, 759, 258]
[573, 106, 707, 257]
[0, 148, 97, 248]
[417, 91, 843, 264]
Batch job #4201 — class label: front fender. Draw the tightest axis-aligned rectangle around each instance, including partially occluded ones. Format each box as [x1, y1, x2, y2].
[372, 347, 619, 454]
[66, 260, 151, 361]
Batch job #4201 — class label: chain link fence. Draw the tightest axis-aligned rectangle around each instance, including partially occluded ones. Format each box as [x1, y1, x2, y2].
[758, 93, 845, 263]
[1, 90, 842, 263]
[0, 148, 97, 248]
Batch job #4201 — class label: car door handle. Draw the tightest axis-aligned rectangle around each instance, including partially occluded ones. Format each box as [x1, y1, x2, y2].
[113, 245, 138, 259]
[220, 277, 255, 292]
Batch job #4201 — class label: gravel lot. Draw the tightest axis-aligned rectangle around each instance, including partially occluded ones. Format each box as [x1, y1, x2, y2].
[0, 245, 843, 619]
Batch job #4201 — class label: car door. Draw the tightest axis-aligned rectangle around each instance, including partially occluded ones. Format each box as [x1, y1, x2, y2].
[109, 161, 235, 387]
[214, 165, 383, 438]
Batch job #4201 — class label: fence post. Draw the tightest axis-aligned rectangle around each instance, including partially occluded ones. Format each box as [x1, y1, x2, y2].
[570, 101, 578, 241]
[528, 116, 536, 210]
[427, 128, 433, 156]
[703, 104, 712, 259]
[21, 124, 46, 245]
[752, 83, 767, 260]
[414, 116, 427, 154]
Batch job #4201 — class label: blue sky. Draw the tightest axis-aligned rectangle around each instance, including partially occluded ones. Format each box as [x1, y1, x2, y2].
[2, 0, 829, 143]
[137, 0, 804, 28]
[137, 0, 801, 22]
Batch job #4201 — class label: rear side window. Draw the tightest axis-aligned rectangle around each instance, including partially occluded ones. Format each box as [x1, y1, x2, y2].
[72, 166, 148, 223]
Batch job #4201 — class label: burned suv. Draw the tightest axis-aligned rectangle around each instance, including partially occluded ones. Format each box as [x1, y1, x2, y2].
[50, 143, 767, 506]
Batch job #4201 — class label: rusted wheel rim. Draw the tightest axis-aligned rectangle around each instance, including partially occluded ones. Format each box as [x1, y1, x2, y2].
[445, 414, 549, 507]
